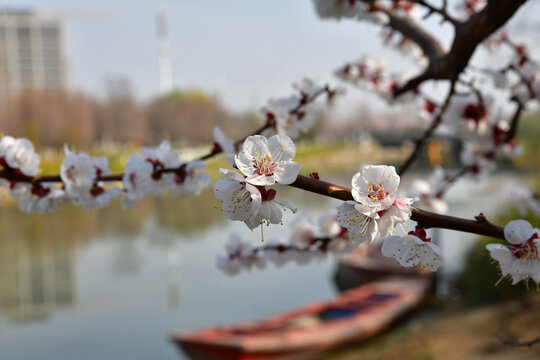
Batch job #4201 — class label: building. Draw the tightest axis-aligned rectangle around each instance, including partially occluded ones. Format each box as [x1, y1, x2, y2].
[0, 8, 67, 97]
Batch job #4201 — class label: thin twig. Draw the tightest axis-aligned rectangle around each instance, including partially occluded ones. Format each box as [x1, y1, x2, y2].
[435, 166, 470, 197]
[507, 99, 524, 141]
[411, 0, 458, 25]
[397, 79, 457, 176]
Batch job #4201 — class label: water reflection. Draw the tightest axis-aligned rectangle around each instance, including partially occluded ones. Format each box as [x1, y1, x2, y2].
[0, 186, 332, 325]
[0, 244, 75, 322]
[0, 186, 226, 324]
[0, 174, 518, 359]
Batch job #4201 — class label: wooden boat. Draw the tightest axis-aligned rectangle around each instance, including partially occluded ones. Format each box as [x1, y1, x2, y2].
[172, 275, 431, 360]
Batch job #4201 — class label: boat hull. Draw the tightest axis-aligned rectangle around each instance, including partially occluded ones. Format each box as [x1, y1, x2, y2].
[172, 276, 431, 360]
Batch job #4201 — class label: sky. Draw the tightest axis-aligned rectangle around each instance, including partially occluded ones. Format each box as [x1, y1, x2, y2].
[3, 0, 537, 115]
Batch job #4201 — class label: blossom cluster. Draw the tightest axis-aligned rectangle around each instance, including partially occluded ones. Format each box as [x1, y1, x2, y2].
[0, 136, 65, 214]
[214, 162, 448, 274]
[0, 136, 210, 214]
[482, 31, 540, 104]
[214, 134, 300, 231]
[217, 211, 350, 275]
[438, 89, 522, 180]
[260, 78, 344, 140]
[337, 165, 413, 244]
[336, 57, 399, 101]
[334, 165, 443, 271]
[122, 141, 210, 209]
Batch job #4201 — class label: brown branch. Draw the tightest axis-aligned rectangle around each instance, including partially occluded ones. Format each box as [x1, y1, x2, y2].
[495, 333, 540, 347]
[393, 0, 529, 97]
[252, 237, 335, 255]
[397, 79, 456, 176]
[372, 2, 445, 60]
[289, 174, 504, 240]
[507, 99, 523, 141]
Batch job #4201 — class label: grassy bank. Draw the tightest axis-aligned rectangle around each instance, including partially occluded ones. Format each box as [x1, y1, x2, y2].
[319, 293, 540, 360]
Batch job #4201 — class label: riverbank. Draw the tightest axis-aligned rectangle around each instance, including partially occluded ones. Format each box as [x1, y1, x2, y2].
[320, 293, 540, 360]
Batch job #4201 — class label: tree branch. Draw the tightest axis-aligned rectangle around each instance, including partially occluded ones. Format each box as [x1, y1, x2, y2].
[393, 0, 529, 97]
[373, 2, 445, 60]
[289, 175, 504, 240]
[506, 99, 523, 141]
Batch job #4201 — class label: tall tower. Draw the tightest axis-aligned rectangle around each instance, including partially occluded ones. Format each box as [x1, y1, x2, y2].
[156, 10, 173, 95]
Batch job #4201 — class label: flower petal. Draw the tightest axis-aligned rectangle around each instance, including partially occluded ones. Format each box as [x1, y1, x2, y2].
[504, 219, 535, 244]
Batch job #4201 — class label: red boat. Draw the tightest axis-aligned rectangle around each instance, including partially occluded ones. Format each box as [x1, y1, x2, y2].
[172, 275, 431, 360]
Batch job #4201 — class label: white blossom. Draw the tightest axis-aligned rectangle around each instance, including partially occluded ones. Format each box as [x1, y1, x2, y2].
[122, 154, 154, 209]
[213, 126, 236, 164]
[122, 141, 184, 208]
[80, 187, 123, 210]
[338, 165, 411, 243]
[487, 220, 540, 285]
[293, 78, 324, 99]
[213, 168, 296, 230]
[216, 233, 266, 275]
[382, 227, 442, 271]
[444, 94, 494, 137]
[214, 168, 261, 225]
[460, 142, 496, 180]
[511, 186, 540, 217]
[337, 198, 411, 243]
[289, 215, 318, 250]
[0, 135, 15, 160]
[351, 165, 400, 211]
[245, 186, 296, 230]
[2, 137, 40, 176]
[235, 134, 301, 186]
[18, 183, 65, 214]
[61, 147, 96, 199]
[512, 62, 540, 104]
[337, 201, 380, 243]
[483, 68, 508, 89]
[262, 96, 316, 139]
[140, 141, 182, 194]
[317, 209, 343, 239]
[171, 160, 210, 197]
[376, 198, 413, 237]
[80, 156, 122, 210]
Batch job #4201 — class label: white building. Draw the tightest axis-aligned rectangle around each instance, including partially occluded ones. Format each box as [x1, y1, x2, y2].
[0, 9, 67, 97]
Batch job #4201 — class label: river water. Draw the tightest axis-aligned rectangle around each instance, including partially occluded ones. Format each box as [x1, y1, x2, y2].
[0, 173, 521, 359]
